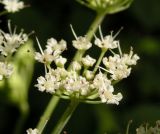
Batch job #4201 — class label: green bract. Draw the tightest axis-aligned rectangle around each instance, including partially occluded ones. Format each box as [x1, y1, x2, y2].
[77, 0, 133, 14]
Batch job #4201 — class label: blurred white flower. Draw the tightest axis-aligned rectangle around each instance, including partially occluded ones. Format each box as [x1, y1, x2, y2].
[0, 22, 28, 56]
[0, 62, 13, 80]
[1, 0, 25, 13]
[26, 128, 39, 134]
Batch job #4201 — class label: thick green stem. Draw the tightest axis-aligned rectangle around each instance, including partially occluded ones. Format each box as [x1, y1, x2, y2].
[51, 99, 79, 134]
[36, 96, 60, 133]
[93, 49, 107, 74]
[86, 12, 106, 41]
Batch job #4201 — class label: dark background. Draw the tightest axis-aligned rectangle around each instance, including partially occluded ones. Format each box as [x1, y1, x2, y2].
[1, 0, 160, 133]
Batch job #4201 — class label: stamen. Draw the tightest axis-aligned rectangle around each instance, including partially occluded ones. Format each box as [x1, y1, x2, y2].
[98, 66, 110, 73]
[117, 42, 122, 56]
[8, 20, 12, 35]
[70, 24, 78, 40]
[98, 26, 104, 41]
[36, 37, 44, 55]
[113, 27, 123, 39]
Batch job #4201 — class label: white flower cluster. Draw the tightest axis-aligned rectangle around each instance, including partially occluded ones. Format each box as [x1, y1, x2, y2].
[0, 0, 25, 13]
[0, 22, 28, 80]
[35, 29, 139, 105]
[93, 72, 122, 104]
[35, 38, 66, 65]
[103, 48, 139, 80]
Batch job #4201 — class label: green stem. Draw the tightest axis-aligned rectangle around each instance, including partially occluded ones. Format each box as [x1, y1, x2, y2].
[86, 12, 106, 41]
[51, 99, 79, 134]
[93, 49, 107, 74]
[36, 96, 60, 134]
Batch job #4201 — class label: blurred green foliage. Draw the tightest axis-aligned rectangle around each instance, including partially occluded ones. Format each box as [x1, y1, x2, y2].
[0, 0, 160, 133]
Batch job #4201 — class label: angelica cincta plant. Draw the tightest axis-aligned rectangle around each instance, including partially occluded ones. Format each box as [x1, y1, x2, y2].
[0, 0, 140, 134]
[25, 0, 140, 134]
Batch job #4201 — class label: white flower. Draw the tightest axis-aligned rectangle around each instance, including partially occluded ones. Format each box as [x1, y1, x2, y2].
[95, 35, 119, 50]
[63, 71, 90, 95]
[72, 36, 92, 50]
[35, 72, 60, 93]
[93, 72, 122, 105]
[50, 67, 68, 80]
[0, 62, 13, 80]
[46, 38, 67, 54]
[82, 55, 96, 67]
[55, 56, 67, 67]
[26, 128, 39, 134]
[35, 38, 67, 64]
[1, 0, 25, 13]
[99, 90, 123, 105]
[103, 47, 139, 80]
[122, 48, 140, 65]
[71, 61, 82, 71]
[0, 24, 28, 56]
[93, 72, 112, 90]
[103, 55, 131, 80]
[35, 51, 55, 64]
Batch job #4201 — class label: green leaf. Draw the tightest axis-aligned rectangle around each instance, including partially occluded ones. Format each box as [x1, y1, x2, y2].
[8, 40, 35, 111]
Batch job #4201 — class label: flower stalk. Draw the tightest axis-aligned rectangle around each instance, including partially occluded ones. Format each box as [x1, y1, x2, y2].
[93, 49, 107, 74]
[86, 12, 106, 41]
[36, 96, 60, 133]
[51, 98, 79, 134]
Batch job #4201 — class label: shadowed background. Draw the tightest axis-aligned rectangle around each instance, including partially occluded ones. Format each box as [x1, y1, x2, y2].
[0, 0, 160, 133]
